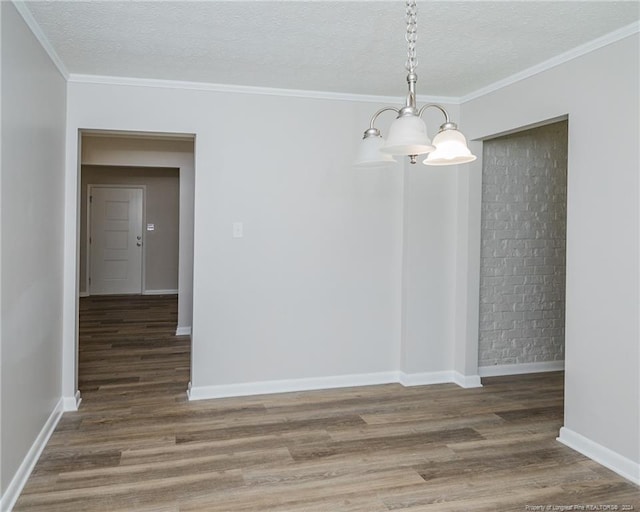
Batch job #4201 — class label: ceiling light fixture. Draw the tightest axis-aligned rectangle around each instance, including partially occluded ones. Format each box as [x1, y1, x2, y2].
[355, 0, 476, 168]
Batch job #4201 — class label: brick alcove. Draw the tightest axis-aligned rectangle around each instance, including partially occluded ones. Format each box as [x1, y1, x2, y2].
[478, 120, 568, 368]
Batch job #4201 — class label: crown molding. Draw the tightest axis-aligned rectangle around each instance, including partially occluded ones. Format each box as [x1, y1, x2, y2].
[68, 74, 459, 105]
[11, 0, 69, 80]
[461, 20, 640, 103]
[415, 93, 461, 106]
[67, 74, 418, 104]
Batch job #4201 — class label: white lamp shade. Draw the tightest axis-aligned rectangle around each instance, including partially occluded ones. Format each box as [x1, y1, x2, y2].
[381, 115, 435, 156]
[423, 128, 477, 166]
[354, 135, 397, 167]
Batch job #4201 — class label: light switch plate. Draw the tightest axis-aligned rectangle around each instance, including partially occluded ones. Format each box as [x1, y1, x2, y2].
[147, 223, 155, 231]
[233, 222, 243, 238]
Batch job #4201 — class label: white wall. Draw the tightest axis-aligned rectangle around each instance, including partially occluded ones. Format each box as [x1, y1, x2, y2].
[453, 145, 483, 380]
[0, 1, 66, 505]
[64, 83, 407, 398]
[460, 34, 639, 473]
[80, 136, 194, 330]
[400, 103, 463, 376]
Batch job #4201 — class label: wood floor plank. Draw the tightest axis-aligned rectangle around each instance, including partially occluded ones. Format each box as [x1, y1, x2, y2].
[12, 295, 640, 511]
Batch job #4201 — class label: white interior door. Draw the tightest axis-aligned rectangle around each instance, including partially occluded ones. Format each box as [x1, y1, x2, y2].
[89, 186, 144, 295]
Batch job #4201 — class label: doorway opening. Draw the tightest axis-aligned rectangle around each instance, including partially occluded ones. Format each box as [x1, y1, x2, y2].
[76, 131, 195, 404]
[478, 120, 568, 374]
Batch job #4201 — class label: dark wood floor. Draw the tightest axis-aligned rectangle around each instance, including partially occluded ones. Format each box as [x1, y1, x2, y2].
[14, 295, 639, 511]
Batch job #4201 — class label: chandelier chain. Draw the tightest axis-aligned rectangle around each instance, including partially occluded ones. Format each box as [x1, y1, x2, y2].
[405, 0, 418, 73]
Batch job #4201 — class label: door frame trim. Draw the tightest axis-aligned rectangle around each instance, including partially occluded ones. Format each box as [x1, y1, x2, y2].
[86, 184, 147, 295]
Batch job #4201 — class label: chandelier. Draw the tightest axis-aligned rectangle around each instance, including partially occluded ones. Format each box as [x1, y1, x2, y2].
[355, 1, 476, 167]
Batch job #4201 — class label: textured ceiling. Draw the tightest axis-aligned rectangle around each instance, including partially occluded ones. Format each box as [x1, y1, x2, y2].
[24, 1, 640, 98]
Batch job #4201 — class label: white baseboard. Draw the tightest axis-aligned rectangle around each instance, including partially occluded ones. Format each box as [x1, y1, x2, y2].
[78, 291, 89, 298]
[479, 360, 564, 377]
[188, 369, 484, 401]
[62, 390, 82, 411]
[143, 289, 178, 296]
[453, 371, 483, 388]
[175, 326, 191, 336]
[557, 426, 640, 485]
[0, 398, 64, 512]
[188, 372, 400, 400]
[399, 371, 455, 387]
[400, 371, 482, 389]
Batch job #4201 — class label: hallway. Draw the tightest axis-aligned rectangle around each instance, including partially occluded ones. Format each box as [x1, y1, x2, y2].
[77, 295, 190, 405]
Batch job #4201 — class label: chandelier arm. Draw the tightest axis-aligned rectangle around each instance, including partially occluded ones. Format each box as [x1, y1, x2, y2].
[417, 104, 451, 125]
[369, 107, 400, 130]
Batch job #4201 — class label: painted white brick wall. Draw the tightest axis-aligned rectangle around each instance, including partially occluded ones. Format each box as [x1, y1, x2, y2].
[479, 121, 567, 367]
